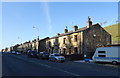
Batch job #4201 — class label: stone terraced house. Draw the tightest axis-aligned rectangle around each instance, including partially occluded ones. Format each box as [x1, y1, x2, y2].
[46, 17, 111, 59]
[17, 37, 49, 53]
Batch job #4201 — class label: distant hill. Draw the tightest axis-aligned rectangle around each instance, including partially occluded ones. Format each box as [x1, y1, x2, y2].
[104, 23, 120, 44]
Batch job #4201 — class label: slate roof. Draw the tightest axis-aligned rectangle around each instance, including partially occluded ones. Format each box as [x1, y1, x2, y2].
[49, 23, 100, 39]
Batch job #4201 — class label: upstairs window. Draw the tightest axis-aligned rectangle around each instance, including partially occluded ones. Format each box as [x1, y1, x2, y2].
[63, 38, 66, 44]
[74, 35, 77, 42]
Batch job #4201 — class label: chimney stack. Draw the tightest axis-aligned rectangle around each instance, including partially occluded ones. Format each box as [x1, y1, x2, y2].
[64, 26, 68, 33]
[57, 33, 60, 36]
[86, 16, 92, 28]
[73, 25, 78, 31]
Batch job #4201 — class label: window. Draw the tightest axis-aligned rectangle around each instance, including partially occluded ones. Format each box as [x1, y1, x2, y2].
[74, 35, 77, 42]
[63, 38, 66, 44]
[55, 38, 58, 43]
[48, 41, 51, 47]
[54, 38, 58, 45]
[98, 51, 106, 53]
[98, 55, 106, 57]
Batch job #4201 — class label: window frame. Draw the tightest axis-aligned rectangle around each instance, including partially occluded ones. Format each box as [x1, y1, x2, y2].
[63, 38, 66, 44]
[74, 35, 78, 42]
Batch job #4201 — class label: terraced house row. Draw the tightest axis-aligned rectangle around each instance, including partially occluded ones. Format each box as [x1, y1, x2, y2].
[2, 17, 111, 59]
[46, 17, 111, 59]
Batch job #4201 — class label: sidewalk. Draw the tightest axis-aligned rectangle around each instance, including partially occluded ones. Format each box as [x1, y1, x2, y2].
[74, 60, 94, 63]
[74, 60, 120, 68]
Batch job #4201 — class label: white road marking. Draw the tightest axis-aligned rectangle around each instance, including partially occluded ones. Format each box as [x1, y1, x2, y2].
[10, 54, 80, 76]
[28, 60, 80, 76]
[38, 63, 51, 68]
[62, 70, 80, 76]
[52, 68, 80, 76]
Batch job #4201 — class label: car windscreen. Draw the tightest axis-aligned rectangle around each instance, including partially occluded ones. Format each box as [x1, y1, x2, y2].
[54, 54, 60, 56]
[43, 53, 49, 54]
[31, 51, 37, 54]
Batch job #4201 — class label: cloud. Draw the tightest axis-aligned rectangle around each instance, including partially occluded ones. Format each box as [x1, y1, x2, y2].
[42, 2, 52, 34]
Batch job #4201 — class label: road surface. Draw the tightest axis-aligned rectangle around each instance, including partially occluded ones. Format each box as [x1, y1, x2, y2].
[2, 53, 120, 78]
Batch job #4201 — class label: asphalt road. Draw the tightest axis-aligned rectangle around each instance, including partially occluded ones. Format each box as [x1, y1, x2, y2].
[2, 53, 120, 78]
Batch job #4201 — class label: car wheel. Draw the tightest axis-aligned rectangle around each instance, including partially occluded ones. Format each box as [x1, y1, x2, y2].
[61, 61, 64, 63]
[49, 58, 51, 61]
[112, 61, 117, 65]
[55, 59, 58, 62]
[53, 59, 55, 62]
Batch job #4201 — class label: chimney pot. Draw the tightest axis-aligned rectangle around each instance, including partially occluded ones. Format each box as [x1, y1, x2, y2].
[57, 33, 60, 36]
[73, 25, 78, 31]
[64, 26, 68, 33]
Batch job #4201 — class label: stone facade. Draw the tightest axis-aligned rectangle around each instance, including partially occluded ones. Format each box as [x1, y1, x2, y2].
[17, 37, 49, 53]
[38, 37, 49, 52]
[82, 24, 111, 58]
[2, 17, 111, 59]
[46, 17, 111, 59]
[17, 39, 39, 53]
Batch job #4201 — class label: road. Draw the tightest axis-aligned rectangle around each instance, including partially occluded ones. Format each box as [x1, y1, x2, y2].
[2, 53, 120, 78]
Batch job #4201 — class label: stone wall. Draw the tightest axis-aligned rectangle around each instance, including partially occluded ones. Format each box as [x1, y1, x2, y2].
[46, 24, 111, 59]
[83, 24, 111, 59]
[38, 37, 49, 52]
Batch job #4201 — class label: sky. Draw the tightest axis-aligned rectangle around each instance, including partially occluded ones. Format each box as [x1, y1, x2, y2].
[1, 2, 118, 50]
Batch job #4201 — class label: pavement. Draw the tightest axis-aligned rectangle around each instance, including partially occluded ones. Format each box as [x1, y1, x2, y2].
[74, 60, 120, 68]
[74, 60, 93, 63]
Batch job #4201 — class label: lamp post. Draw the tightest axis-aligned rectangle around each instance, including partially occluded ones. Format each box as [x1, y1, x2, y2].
[18, 37, 22, 52]
[33, 26, 39, 39]
[33, 26, 39, 52]
[18, 37, 22, 44]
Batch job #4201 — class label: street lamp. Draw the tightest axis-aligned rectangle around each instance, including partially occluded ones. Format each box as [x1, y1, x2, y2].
[18, 37, 22, 44]
[17, 37, 23, 52]
[33, 26, 40, 52]
[33, 26, 39, 39]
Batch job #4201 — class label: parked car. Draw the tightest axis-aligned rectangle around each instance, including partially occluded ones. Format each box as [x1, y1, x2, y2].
[49, 53, 65, 62]
[7, 52, 11, 54]
[28, 51, 38, 58]
[11, 51, 16, 54]
[38, 52, 49, 59]
[16, 52, 21, 55]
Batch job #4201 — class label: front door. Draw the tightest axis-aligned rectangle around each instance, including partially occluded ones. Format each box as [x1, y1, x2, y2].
[69, 48, 72, 55]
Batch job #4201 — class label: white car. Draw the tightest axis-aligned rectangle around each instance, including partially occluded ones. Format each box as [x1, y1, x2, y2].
[11, 51, 16, 54]
[49, 53, 65, 62]
[16, 52, 21, 55]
